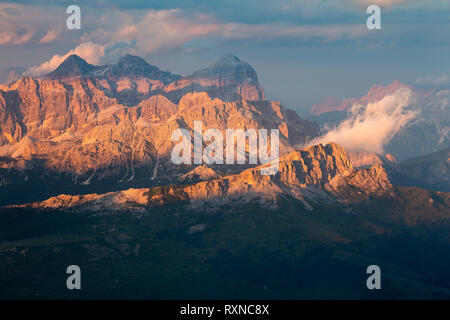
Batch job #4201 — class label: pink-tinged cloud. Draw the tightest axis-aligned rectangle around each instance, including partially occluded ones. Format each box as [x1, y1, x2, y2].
[83, 9, 222, 55]
[40, 29, 59, 44]
[81, 9, 368, 56]
[0, 4, 372, 53]
[0, 3, 69, 46]
[0, 27, 35, 46]
[27, 42, 105, 76]
[309, 88, 417, 154]
[0, 4, 37, 45]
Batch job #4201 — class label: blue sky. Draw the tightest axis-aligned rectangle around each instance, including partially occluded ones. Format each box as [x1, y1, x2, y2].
[1, 0, 449, 114]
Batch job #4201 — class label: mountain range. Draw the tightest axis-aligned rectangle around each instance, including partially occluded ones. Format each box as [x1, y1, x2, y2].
[309, 81, 449, 162]
[0, 54, 449, 299]
[0, 54, 318, 205]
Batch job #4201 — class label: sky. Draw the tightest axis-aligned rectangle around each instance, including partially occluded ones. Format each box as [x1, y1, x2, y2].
[0, 0, 449, 115]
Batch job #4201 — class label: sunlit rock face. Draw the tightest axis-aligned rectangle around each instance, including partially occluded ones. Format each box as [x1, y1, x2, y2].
[0, 54, 319, 201]
[12, 142, 395, 213]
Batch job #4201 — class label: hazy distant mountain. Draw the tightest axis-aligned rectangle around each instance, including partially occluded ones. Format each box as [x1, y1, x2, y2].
[181, 54, 265, 101]
[348, 151, 398, 169]
[309, 81, 449, 161]
[395, 146, 450, 192]
[310, 81, 413, 116]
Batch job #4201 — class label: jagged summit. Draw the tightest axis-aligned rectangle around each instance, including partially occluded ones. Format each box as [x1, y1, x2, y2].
[45, 54, 100, 79]
[214, 54, 241, 65]
[310, 80, 413, 116]
[33, 52, 265, 102]
[109, 54, 179, 82]
[191, 54, 258, 81]
[186, 54, 264, 101]
[43, 53, 179, 82]
[116, 54, 156, 75]
[14, 142, 394, 213]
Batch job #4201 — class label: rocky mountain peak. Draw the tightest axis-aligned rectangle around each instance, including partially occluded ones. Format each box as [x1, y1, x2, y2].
[365, 80, 412, 101]
[186, 54, 264, 101]
[15, 143, 394, 213]
[119, 53, 149, 65]
[179, 165, 220, 183]
[0, 53, 321, 201]
[110, 54, 178, 82]
[310, 80, 413, 116]
[193, 54, 258, 82]
[45, 54, 98, 79]
[214, 54, 242, 66]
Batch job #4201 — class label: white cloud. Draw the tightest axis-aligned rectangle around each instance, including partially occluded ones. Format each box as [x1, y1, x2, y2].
[309, 88, 417, 154]
[26, 42, 105, 76]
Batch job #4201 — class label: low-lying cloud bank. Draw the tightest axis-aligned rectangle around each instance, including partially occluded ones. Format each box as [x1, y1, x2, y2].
[309, 88, 417, 154]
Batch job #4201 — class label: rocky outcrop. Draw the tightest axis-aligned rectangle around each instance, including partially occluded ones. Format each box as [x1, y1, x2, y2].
[0, 88, 317, 185]
[147, 143, 393, 210]
[42, 54, 264, 105]
[0, 55, 319, 203]
[165, 54, 264, 102]
[310, 81, 413, 116]
[178, 165, 220, 183]
[23, 188, 150, 214]
[13, 143, 395, 213]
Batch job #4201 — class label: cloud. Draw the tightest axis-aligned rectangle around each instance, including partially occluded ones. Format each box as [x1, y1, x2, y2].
[0, 3, 39, 45]
[2, 1, 448, 54]
[80, 8, 368, 56]
[81, 9, 223, 54]
[0, 28, 34, 45]
[309, 88, 417, 154]
[39, 29, 59, 44]
[416, 75, 449, 86]
[123, 10, 222, 54]
[26, 42, 105, 76]
[4, 1, 448, 79]
[0, 3, 69, 46]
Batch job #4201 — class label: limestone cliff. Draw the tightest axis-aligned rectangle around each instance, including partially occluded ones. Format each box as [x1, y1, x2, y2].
[0, 55, 319, 200]
[14, 143, 394, 213]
